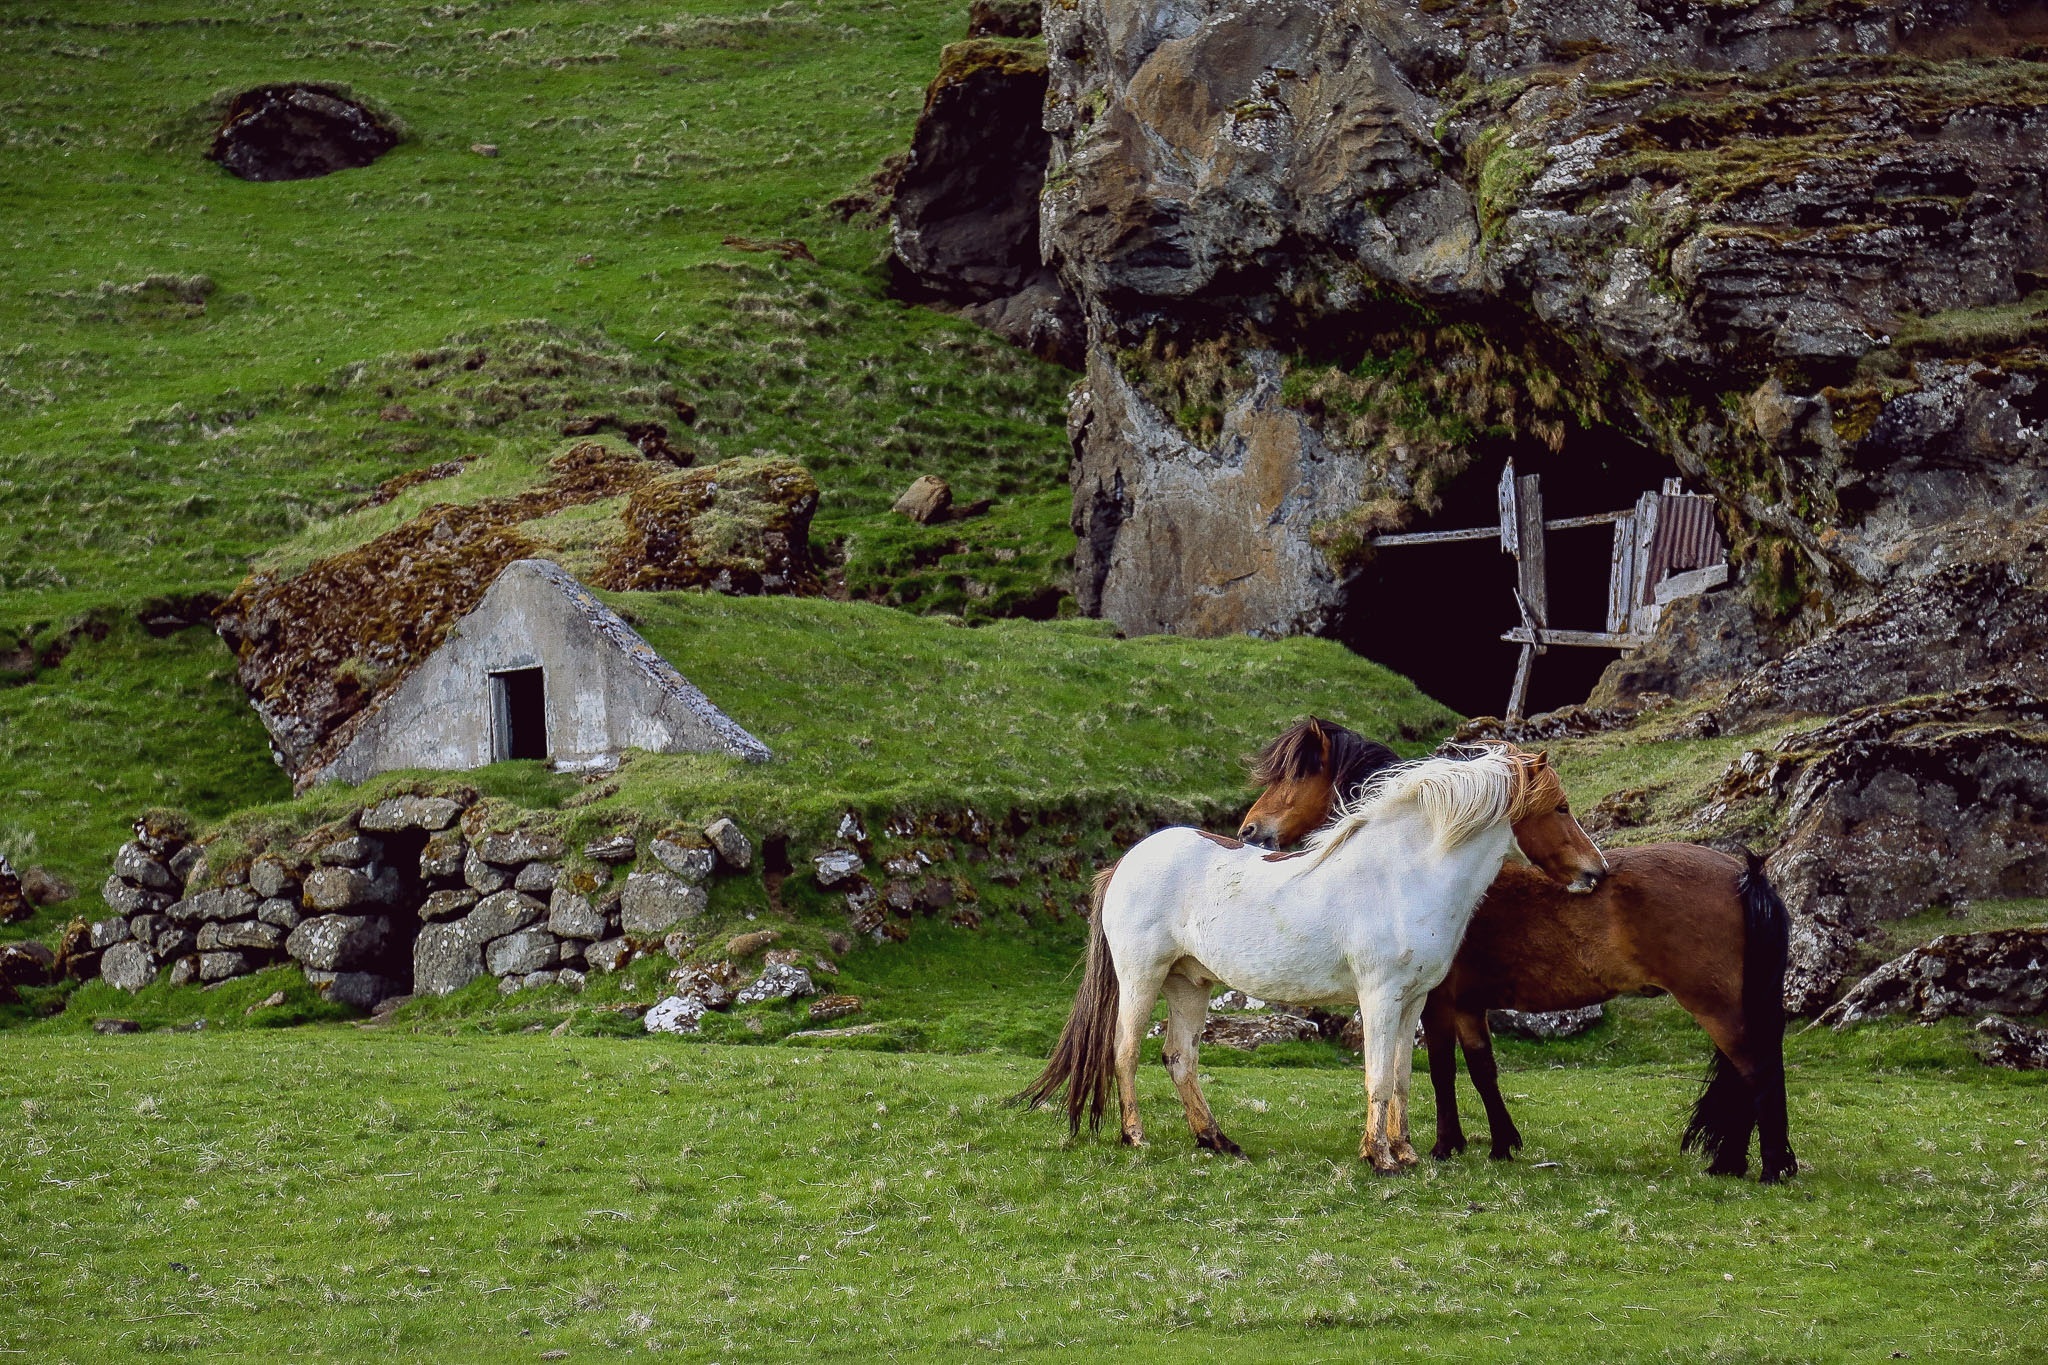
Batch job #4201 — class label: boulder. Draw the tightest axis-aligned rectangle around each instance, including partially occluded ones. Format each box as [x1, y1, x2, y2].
[209, 83, 400, 183]
[100, 941, 158, 993]
[197, 920, 286, 953]
[1200, 1012, 1321, 1051]
[619, 872, 707, 936]
[595, 457, 821, 596]
[168, 886, 260, 924]
[891, 476, 952, 525]
[1488, 1006, 1604, 1040]
[420, 832, 467, 881]
[669, 961, 736, 1011]
[0, 941, 55, 989]
[474, 830, 566, 865]
[809, 993, 862, 1023]
[302, 865, 399, 912]
[305, 970, 392, 1010]
[513, 862, 559, 893]
[966, 0, 1038, 37]
[649, 836, 716, 882]
[316, 834, 382, 867]
[584, 832, 637, 864]
[92, 1017, 141, 1035]
[248, 857, 299, 900]
[762, 947, 803, 968]
[557, 967, 587, 992]
[703, 818, 752, 872]
[113, 842, 177, 891]
[726, 929, 778, 959]
[1819, 929, 2048, 1029]
[468, 890, 547, 941]
[19, 867, 75, 907]
[151, 924, 197, 959]
[521, 970, 560, 990]
[199, 950, 253, 983]
[419, 888, 479, 923]
[644, 994, 707, 1034]
[661, 929, 697, 962]
[813, 849, 865, 889]
[547, 890, 606, 940]
[1976, 1015, 2048, 1071]
[585, 938, 633, 974]
[484, 928, 560, 977]
[414, 920, 486, 997]
[735, 963, 816, 1005]
[0, 857, 26, 925]
[284, 914, 391, 973]
[167, 955, 201, 987]
[359, 794, 462, 833]
[167, 843, 204, 884]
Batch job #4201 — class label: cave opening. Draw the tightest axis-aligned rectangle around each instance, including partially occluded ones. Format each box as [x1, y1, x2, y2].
[1332, 427, 1677, 720]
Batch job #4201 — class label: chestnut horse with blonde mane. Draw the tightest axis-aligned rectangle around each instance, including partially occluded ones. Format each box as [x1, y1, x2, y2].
[1022, 744, 1607, 1171]
[1240, 717, 1798, 1184]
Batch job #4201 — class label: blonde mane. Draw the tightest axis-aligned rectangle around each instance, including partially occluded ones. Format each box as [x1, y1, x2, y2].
[1300, 744, 1538, 866]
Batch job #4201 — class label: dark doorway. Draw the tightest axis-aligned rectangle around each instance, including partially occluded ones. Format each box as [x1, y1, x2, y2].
[1334, 431, 1673, 719]
[491, 667, 549, 761]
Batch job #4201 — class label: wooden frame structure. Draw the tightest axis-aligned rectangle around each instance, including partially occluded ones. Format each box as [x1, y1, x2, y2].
[1369, 465, 1727, 720]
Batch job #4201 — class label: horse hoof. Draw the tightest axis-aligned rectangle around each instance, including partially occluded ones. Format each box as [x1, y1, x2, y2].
[1198, 1131, 1245, 1159]
[1487, 1147, 1516, 1162]
[1706, 1159, 1749, 1178]
[1760, 1155, 1798, 1184]
[1120, 1131, 1147, 1148]
[1430, 1142, 1463, 1161]
[1391, 1140, 1421, 1167]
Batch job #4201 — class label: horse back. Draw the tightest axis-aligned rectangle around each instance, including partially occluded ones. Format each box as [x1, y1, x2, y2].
[1445, 842, 1748, 1012]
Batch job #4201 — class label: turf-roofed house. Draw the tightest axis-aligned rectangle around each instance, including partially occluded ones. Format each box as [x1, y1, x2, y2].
[299, 558, 771, 787]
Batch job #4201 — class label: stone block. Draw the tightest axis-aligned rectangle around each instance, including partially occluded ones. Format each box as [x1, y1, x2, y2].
[199, 950, 253, 983]
[249, 857, 299, 900]
[128, 912, 172, 946]
[302, 865, 399, 912]
[152, 924, 197, 958]
[100, 941, 158, 993]
[644, 994, 706, 1033]
[557, 967, 587, 992]
[167, 843, 204, 884]
[420, 888, 479, 922]
[414, 920, 485, 997]
[650, 837, 716, 882]
[547, 889, 606, 940]
[583, 832, 637, 863]
[101, 876, 171, 917]
[168, 886, 260, 924]
[521, 969, 560, 990]
[306, 970, 391, 1009]
[359, 794, 462, 833]
[198, 920, 286, 953]
[113, 842, 176, 891]
[736, 963, 816, 1005]
[420, 832, 467, 881]
[475, 830, 565, 865]
[317, 833, 382, 867]
[256, 897, 303, 930]
[514, 861, 559, 893]
[284, 914, 390, 972]
[704, 818, 752, 871]
[88, 917, 131, 950]
[620, 872, 707, 935]
[463, 848, 511, 893]
[813, 848, 865, 888]
[167, 955, 201, 987]
[485, 927, 560, 977]
[469, 890, 547, 940]
[585, 938, 633, 974]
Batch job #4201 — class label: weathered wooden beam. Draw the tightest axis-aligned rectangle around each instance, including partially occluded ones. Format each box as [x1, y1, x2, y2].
[1500, 627, 1648, 648]
[1542, 510, 1631, 530]
[1368, 509, 1632, 548]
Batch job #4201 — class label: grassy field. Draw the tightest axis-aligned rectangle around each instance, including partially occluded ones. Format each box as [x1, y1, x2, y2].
[2, 1000, 2043, 1362]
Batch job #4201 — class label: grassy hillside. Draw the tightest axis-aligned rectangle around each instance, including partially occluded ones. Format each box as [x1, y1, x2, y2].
[0, 0, 1074, 630]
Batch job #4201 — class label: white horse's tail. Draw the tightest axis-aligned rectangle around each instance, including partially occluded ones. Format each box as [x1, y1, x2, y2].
[1015, 862, 1121, 1134]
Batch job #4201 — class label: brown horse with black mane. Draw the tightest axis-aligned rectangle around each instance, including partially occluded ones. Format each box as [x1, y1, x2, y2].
[1242, 718, 1798, 1184]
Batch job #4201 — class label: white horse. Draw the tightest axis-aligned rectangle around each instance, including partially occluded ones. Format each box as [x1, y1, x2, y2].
[1021, 744, 1606, 1171]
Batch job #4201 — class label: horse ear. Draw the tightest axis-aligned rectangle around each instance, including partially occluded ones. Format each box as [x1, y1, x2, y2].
[1533, 749, 1551, 769]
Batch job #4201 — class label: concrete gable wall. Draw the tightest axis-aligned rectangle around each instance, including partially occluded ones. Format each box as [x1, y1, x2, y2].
[313, 560, 769, 786]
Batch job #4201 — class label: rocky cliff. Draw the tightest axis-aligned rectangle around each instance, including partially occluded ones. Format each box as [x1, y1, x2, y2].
[1039, 0, 2047, 664]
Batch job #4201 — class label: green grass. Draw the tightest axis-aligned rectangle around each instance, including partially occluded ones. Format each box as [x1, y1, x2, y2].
[1, 1017, 2042, 1362]
[0, 0, 1076, 629]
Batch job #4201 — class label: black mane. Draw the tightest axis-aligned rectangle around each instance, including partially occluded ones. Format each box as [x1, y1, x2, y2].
[1248, 717, 1401, 803]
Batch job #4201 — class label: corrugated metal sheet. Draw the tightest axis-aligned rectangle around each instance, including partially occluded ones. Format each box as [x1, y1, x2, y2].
[1641, 494, 1723, 604]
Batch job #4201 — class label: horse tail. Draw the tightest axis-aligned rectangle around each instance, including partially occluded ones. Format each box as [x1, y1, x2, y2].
[1015, 861, 1122, 1135]
[1682, 851, 1790, 1166]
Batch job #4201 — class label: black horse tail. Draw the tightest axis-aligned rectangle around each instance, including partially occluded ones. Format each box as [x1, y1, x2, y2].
[1015, 862, 1122, 1135]
[1683, 851, 1793, 1177]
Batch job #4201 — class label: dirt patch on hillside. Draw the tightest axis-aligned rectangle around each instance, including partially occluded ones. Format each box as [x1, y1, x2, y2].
[209, 84, 400, 182]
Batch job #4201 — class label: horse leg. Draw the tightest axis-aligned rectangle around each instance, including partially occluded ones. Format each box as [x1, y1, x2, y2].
[1113, 966, 1166, 1148]
[1423, 993, 1468, 1160]
[1679, 1004, 1759, 1177]
[1387, 997, 1425, 1167]
[1355, 993, 1408, 1174]
[1160, 974, 1241, 1157]
[1455, 1009, 1522, 1160]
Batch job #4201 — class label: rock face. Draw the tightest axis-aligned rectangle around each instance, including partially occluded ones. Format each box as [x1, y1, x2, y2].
[1819, 929, 2048, 1028]
[1976, 1014, 2048, 1070]
[1030, 0, 2048, 668]
[209, 84, 399, 183]
[889, 39, 1082, 366]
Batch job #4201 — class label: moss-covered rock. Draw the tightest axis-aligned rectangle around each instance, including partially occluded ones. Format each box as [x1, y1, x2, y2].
[598, 457, 821, 595]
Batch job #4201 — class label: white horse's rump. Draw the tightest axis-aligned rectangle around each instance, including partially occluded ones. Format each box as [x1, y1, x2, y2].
[1022, 744, 1604, 1170]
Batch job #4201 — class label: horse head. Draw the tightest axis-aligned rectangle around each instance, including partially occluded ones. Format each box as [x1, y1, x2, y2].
[1503, 746, 1608, 894]
[1239, 717, 1400, 850]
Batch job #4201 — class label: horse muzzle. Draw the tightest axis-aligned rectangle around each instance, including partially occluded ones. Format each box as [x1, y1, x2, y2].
[1567, 866, 1607, 895]
[1237, 824, 1278, 851]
